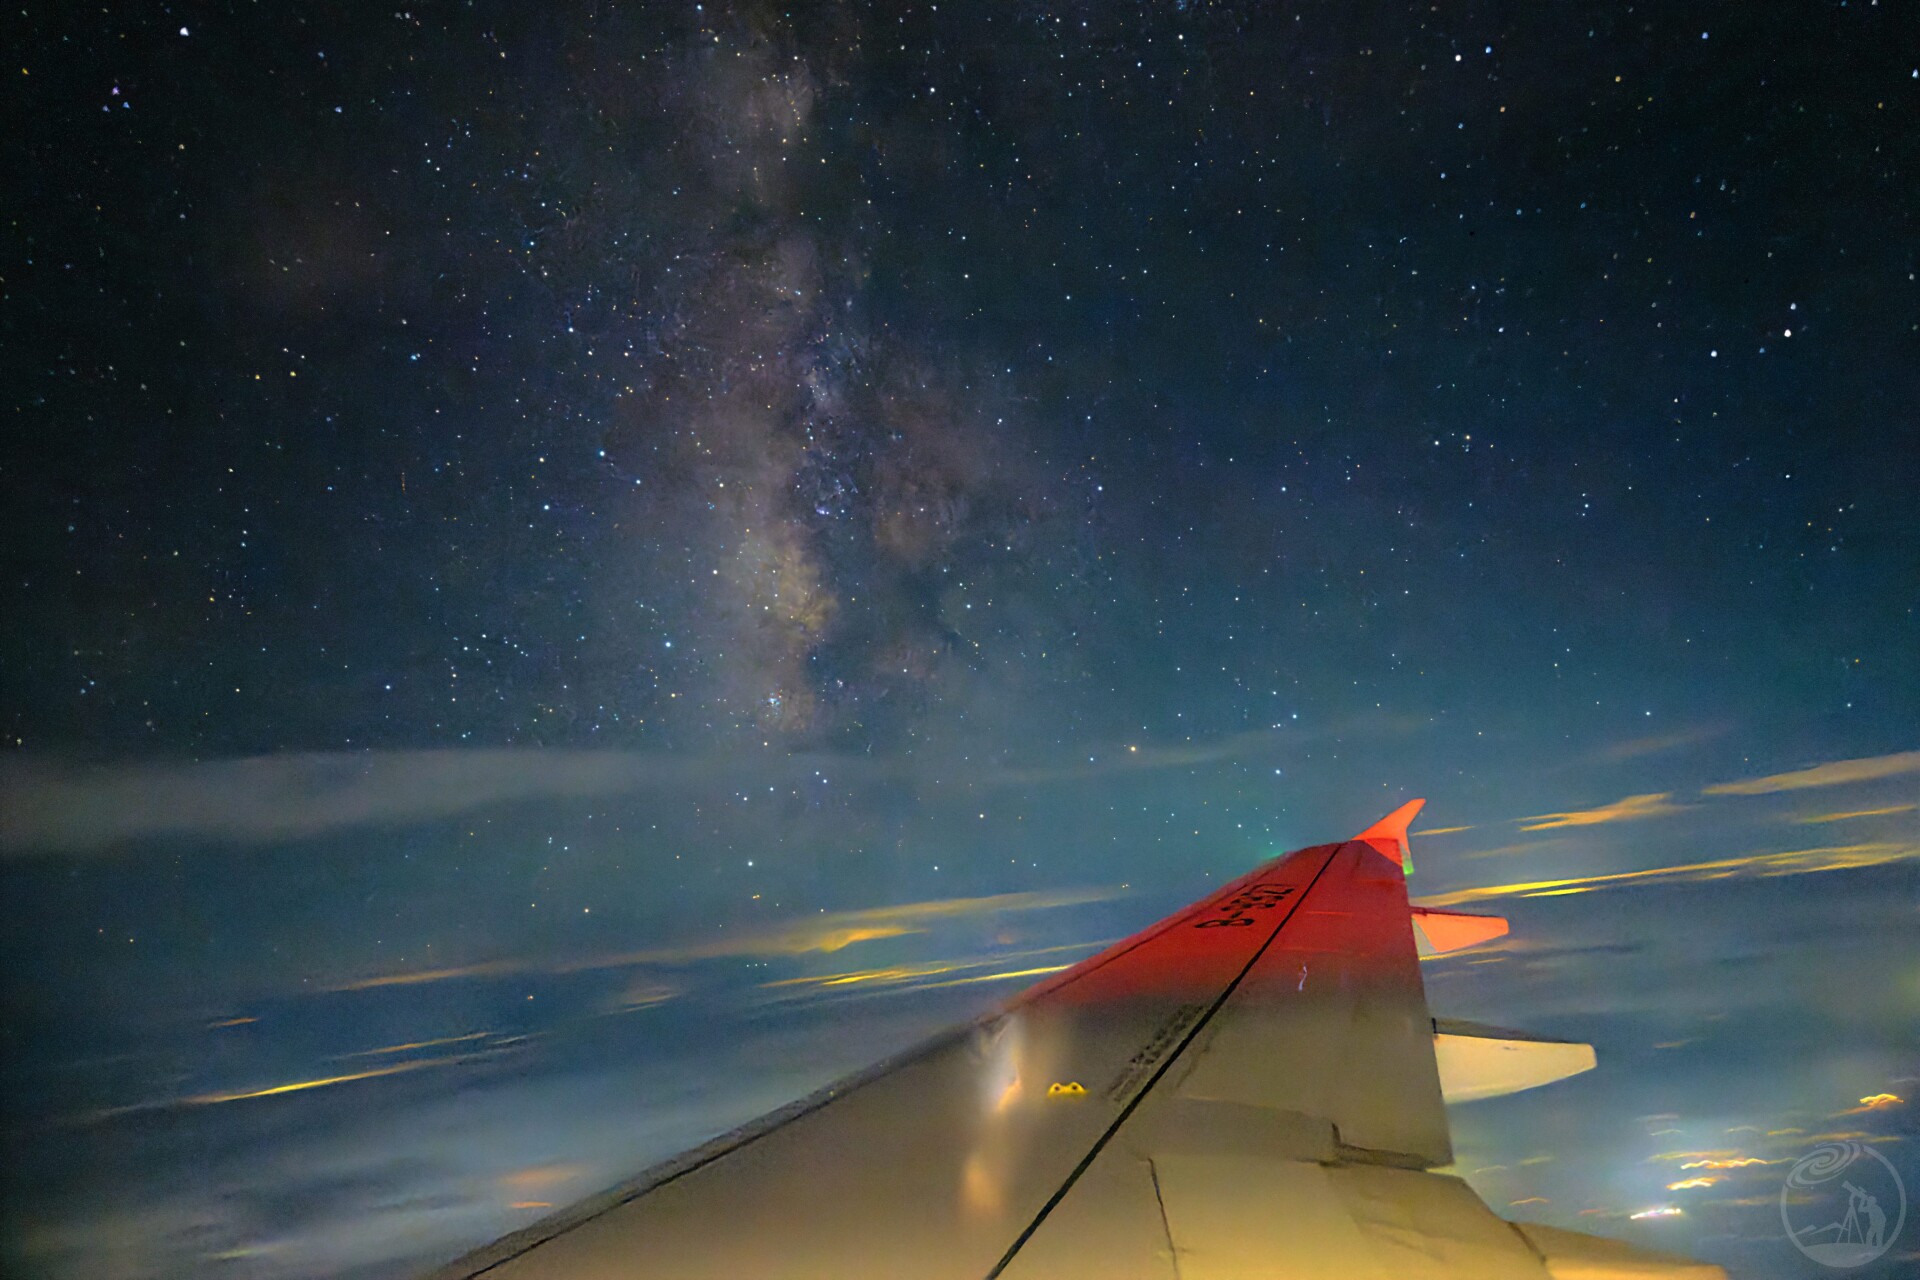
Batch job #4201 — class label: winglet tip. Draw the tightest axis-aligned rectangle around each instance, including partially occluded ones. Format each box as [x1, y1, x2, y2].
[1355, 798, 1426, 870]
[1356, 798, 1426, 842]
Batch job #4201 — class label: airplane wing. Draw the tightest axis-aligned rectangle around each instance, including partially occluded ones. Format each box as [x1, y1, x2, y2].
[426, 801, 1724, 1280]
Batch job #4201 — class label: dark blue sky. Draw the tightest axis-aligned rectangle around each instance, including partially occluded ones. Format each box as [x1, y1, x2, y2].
[3, 3, 1915, 1277]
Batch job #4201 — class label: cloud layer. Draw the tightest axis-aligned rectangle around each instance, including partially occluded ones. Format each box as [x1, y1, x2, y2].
[0, 751, 695, 853]
[1415, 841, 1920, 908]
[1703, 750, 1920, 796]
[1519, 792, 1690, 831]
[0, 731, 1319, 854]
[327, 887, 1120, 992]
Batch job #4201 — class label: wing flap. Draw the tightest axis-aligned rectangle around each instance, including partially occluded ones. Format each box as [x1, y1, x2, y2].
[1433, 1018, 1597, 1104]
[1513, 1223, 1730, 1279]
[1412, 906, 1510, 955]
[1077, 1156, 1551, 1280]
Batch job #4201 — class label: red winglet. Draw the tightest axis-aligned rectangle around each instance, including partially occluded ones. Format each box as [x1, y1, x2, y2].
[1354, 797, 1425, 871]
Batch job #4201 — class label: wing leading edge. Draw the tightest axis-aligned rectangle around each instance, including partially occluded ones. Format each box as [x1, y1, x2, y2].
[426, 803, 1724, 1280]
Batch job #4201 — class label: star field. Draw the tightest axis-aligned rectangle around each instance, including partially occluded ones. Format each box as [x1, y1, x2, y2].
[3, 3, 1916, 1277]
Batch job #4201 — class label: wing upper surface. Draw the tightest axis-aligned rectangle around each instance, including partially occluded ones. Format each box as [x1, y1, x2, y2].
[425, 806, 1707, 1280]
[431, 839, 1347, 1278]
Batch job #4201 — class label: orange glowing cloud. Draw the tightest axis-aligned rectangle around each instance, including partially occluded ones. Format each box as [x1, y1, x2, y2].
[181, 1059, 454, 1104]
[329, 888, 1119, 992]
[1798, 804, 1918, 825]
[1414, 841, 1920, 908]
[336, 1032, 491, 1059]
[83, 1045, 520, 1124]
[1518, 792, 1689, 831]
[1704, 749, 1920, 796]
[761, 941, 1100, 1001]
[1680, 1157, 1777, 1170]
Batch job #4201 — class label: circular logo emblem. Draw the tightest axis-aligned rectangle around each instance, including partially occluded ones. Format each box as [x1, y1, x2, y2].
[1781, 1141, 1906, 1269]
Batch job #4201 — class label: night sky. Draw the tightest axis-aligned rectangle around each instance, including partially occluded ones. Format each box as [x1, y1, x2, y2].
[3, 2, 1917, 1278]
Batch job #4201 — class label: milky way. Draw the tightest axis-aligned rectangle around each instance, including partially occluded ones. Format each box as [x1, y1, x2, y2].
[3, 3, 1916, 1278]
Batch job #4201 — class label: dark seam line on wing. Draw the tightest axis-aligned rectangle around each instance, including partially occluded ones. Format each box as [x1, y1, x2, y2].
[982, 840, 1352, 1279]
[1148, 1158, 1181, 1280]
